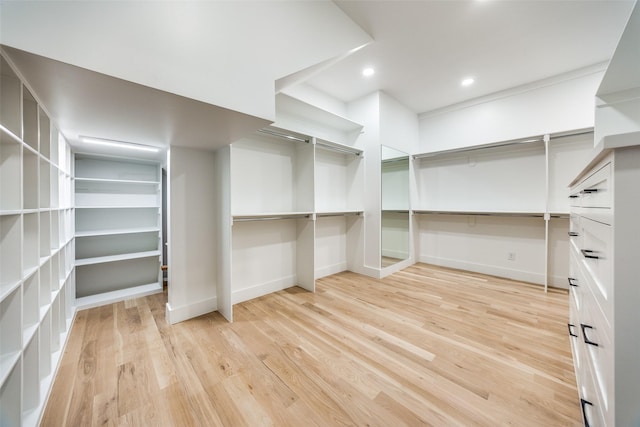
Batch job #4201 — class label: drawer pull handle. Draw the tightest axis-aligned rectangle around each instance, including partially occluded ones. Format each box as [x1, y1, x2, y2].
[581, 188, 599, 194]
[581, 249, 599, 259]
[580, 398, 593, 427]
[569, 194, 579, 199]
[568, 277, 578, 287]
[580, 324, 599, 346]
[568, 231, 579, 237]
[567, 323, 578, 337]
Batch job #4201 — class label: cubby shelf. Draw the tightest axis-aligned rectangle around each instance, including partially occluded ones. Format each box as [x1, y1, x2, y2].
[0, 51, 75, 427]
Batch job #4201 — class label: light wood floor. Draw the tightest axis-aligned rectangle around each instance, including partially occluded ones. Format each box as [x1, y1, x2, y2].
[42, 263, 581, 426]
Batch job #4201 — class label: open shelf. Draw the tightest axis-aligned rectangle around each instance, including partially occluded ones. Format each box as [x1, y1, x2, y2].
[0, 55, 22, 137]
[38, 106, 51, 160]
[23, 272, 39, 344]
[23, 147, 39, 210]
[0, 129, 21, 213]
[274, 94, 363, 145]
[0, 358, 21, 427]
[76, 256, 161, 298]
[23, 87, 38, 152]
[75, 207, 158, 234]
[75, 282, 162, 310]
[0, 287, 21, 387]
[231, 217, 314, 304]
[75, 250, 161, 266]
[75, 178, 160, 207]
[23, 212, 39, 274]
[39, 159, 50, 209]
[39, 211, 50, 260]
[75, 226, 159, 238]
[0, 215, 21, 297]
[76, 232, 159, 261]
[231, 131, 314, 215]
[75, 154, 159, 182]
[22, 331, 40, 416]
[315, 142, 364, 213]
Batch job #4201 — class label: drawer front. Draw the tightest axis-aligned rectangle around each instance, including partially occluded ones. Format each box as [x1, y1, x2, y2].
[569, 247, 584, 311]
[581, 295, 613, 427]
[578, 356, 607, 427]
[579, 163, 612, 209]
[579, 218, 613, 325]
[569, 214, 582, 250]
[568, 295, 583, 374]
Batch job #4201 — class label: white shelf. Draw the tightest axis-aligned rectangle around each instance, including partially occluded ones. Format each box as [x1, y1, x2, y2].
[75, 250, 161, 266]
[75, 154, 160, 182]
[75, 177, 160, 185]
[75, 227, 160, 237]
[275, 93, 363, 133]
[75, 282, 163, 311]
[75, 205, 159, 209]
[0, 287, 21, 386]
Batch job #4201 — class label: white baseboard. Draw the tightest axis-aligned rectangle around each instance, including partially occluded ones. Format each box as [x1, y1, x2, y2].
[232, 275, 296, 304]
[315, 262, 347, 279]
[418, 255, 545, 285]
[166, 295, 218, 325]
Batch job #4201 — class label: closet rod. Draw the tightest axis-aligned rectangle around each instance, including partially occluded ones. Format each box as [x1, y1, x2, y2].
[413, 127, 594, 159]
[233, 214, 311, 222]
[258, 128, 310, 143]
[316, 211, 362, 218]
[316, 141, 362, 156]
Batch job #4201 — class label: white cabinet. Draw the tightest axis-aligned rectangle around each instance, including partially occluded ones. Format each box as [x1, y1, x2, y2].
[74, 154, 162, 308]
[0, 52, 75, 427]
[568, 142, 640, 427]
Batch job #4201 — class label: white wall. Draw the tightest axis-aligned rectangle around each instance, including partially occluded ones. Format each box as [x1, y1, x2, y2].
[380, 92, 420, 155]
[419, 68, 604, 152]
[166, 147, 218, 324]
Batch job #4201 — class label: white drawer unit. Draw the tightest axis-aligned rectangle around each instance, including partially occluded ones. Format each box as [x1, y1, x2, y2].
[568, 144, 640, 427]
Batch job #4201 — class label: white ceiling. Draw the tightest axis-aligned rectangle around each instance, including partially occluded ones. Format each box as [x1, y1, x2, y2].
[1, 0, 636, 160]
[305, 0, 636, 114]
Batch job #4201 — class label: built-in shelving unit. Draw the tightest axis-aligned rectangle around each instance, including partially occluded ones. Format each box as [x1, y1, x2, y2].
[413, 130, 594, 289]
[0, 52, 75, 427]
[215, 120, 365, 321]
[74, 154, 162, 309]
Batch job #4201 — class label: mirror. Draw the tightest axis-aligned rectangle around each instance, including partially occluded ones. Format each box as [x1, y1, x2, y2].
[381, 146, 410, 267]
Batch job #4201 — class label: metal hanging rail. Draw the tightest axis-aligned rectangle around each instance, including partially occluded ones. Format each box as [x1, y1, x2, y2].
[233, 213, 311, 222]
[315, 140, 362, 157]
[413, 127, 594, 159]
[316, 211, 362, 218]
[257, 128, 310, 144]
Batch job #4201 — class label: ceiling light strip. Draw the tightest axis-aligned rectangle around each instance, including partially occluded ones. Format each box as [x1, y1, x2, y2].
[80, 136, 160, 153]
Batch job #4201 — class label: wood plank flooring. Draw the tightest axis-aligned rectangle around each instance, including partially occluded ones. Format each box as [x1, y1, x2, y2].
[42, 263, 581, 426]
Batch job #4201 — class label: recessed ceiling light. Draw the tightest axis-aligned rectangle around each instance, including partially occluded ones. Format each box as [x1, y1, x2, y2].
[80, 136, 160, 153]
[461, 77, 475, 87]
[362, 67, 375, 77]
